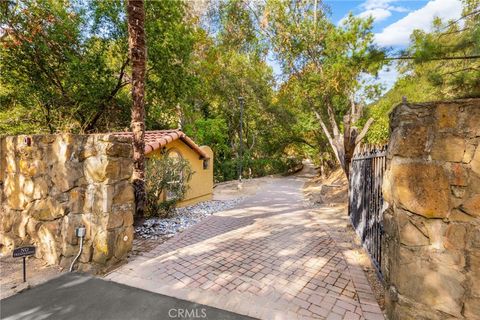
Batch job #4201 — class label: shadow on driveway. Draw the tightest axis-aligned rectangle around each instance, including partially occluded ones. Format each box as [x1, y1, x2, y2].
[0, 273, 255, 320]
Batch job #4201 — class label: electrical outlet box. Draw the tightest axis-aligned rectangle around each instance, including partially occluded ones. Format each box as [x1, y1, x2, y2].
[76, 226, 86, 238]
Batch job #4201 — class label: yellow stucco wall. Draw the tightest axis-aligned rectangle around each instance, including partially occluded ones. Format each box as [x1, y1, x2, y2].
[147, 140, 213, 207]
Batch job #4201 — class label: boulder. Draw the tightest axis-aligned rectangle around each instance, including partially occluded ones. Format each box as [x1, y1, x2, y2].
[67, 187, 85, 214]
[397, 211, 429, 246]
[32, 176, 49, 200]
[468, 253, 480, 296]
[92, 230, 115, 264]
[463, 297, 480, 319]
[84, 184, 114, 214]
[436, 103, 458, 129]
[396, 249, 465, 317]
[119, 159, 134, 180]
[390, 162, 450, 218]
[0, 233, 15, 255]
[61, 214, 83, 245]
[114, 226, 133, 260]
[431, 135, 465, 162]
[79, 242, 93, 263]
[106, 210, 124, 230]
[471, 145, 480, 176]
[0, 209, 16, 233]
[37, 221, 61, 264]
[389, 125, 428, 158]
[449, 163, 468, 186]
[444, 223, 466, 250]
[463, 144, 476, 164]
[461, 103, 480, 137]
[29, 198, 67, 221]
[461, 194, 480, 217]
[84, 156, 121, 183]
[50, 161, 84, 192]
[113, 181, 135, 205]
[105, 142, 133, 158]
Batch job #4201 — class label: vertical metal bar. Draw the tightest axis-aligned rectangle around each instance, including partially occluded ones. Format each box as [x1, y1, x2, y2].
[375, 153, 379, 265]
[23, 257, 26, 282]
[376, 154, 380, 266]
[369, 155, 373, 256]
[364, 154, 368, 250]
[370, 154, 377, 261]
[366, 155, 370, 250]
[372, 153, 375, 259]
[376, 154, 380, 265]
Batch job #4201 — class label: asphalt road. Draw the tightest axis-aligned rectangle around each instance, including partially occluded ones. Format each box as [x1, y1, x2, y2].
[0, 273, 256, 320]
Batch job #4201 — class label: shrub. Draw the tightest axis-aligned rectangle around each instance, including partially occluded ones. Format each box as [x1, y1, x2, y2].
[216, 156, 302, 182]
[144, 155, 193, 217]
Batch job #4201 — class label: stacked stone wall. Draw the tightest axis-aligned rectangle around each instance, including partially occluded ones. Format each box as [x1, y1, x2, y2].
[0, 134, 135, 273]
[382, 99, 480, 319]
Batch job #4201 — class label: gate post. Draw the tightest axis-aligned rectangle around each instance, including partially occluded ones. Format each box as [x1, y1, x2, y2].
[382, 99, 480, 319]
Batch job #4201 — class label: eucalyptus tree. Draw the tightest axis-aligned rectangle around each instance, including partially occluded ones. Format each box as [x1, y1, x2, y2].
[263, 0, 386, 178]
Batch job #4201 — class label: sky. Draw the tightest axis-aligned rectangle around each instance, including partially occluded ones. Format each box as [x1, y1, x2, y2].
[270, 0, 464, 92]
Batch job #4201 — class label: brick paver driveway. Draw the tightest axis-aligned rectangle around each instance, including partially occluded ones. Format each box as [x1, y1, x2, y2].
[107, 173, 384, 320]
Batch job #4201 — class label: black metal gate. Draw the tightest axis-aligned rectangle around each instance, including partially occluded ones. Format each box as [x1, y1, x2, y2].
[349, 145, 387, 276]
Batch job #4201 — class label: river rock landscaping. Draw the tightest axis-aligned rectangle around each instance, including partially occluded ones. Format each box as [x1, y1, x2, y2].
[135, 199, 242, 240]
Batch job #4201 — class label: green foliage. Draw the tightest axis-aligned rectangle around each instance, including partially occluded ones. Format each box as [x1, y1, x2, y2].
[362, 75, 440, 144]
[363, 0, 479, 144]
[263, 1, 386, 169]
[0, 0, 307, 181]
[144, 0, 197, 129]
[180, 2, 304, 181]
[0, 0, 195, 134]
[400, 0, 480, 98]
[0, 0, 130, 133]
[144, 155, 193, 217]
[218, 156, 302, 181]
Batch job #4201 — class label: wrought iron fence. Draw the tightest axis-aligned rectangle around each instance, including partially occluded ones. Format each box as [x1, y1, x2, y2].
[349, 145, 387, 277]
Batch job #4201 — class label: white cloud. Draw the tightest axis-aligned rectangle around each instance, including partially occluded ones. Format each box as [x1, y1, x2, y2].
[339, 0, 409, 24]
[362, 0, 408, 12]
[363, 0, 408, 12]
[374, 0, 463, 47]
[358, 8, 392, 22]
[355, 0, 409, 23]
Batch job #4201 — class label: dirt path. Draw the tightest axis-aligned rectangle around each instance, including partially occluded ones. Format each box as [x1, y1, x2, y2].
[106, 167, 384, 320]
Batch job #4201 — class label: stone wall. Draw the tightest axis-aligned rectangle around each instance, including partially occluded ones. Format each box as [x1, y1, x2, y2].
[0, 134, 135, 273]
[382, 99, 480, 319]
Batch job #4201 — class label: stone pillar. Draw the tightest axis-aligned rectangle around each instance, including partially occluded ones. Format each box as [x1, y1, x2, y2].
[382, 99, 480, 319]
[0, 134, 135, 273]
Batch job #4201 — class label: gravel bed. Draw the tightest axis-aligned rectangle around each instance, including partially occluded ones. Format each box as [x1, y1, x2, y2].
[135, 199, 242, 239]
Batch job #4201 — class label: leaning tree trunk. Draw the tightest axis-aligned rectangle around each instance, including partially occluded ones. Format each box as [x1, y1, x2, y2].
[127, 0, 146, 218]
[313, 98, 373, 180]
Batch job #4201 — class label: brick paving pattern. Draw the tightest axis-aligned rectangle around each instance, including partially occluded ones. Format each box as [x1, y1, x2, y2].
[107, 175, 384, 320]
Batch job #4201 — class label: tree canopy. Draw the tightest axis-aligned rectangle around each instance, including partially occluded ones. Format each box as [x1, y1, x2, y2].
[363, 0, 479, 144]
[1, 0, 479, 180]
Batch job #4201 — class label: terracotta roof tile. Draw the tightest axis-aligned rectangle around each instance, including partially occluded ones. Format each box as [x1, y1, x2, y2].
[111, 129, 209, 159]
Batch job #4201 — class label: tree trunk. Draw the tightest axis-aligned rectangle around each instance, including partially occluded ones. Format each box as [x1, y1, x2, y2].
[313, 100, 373, 180]
[127, 0, 146, 219]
